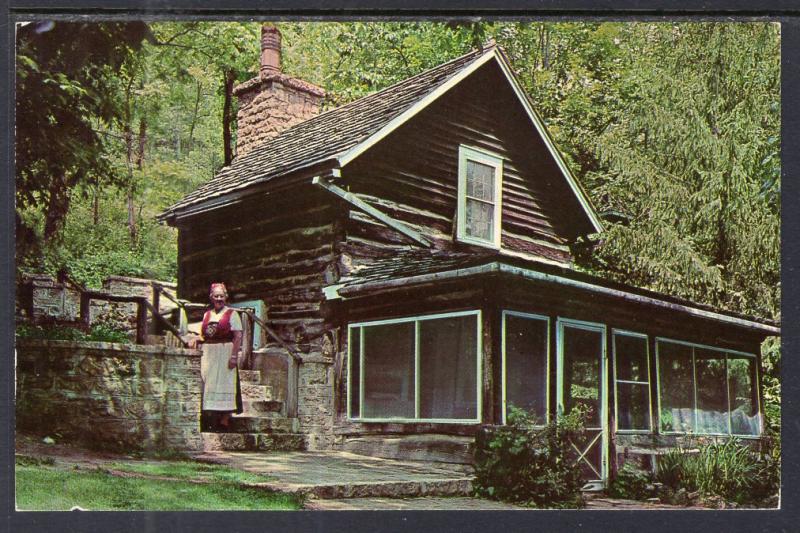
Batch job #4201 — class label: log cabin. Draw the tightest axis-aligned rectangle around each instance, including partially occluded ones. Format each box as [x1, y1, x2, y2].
[159, 25, 779, 488]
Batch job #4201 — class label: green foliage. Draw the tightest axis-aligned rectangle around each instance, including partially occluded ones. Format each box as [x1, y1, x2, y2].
[761, 336, 780, 436]
[655, 439, 779, 505]
[15, 21, 150, 255]
[580, 23, 780, 320]
[16, 323, 129, 344]
[607, 463, 654, 500]
[473, 406, 586, 508]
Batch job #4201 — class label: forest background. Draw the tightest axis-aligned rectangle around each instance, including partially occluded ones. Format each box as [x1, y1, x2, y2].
[14, 21, 781, 434]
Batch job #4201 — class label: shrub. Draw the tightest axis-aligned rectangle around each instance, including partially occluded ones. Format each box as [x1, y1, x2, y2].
[16, 323, 130, 344]
[655, 439, 779, 505]
[607, 463, 654, 500]
[473, 406, 587, 508]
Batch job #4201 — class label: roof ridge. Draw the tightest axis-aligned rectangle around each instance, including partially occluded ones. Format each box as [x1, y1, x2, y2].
[262, 44, 489, 136]
[200, 45, 493, 179]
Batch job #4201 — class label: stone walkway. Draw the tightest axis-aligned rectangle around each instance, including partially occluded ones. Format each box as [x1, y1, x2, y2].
[193, 449, 474, 499]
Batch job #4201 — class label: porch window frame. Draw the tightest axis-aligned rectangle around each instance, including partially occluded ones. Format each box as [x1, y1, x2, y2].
[501, 310, 550, 426]
[655, 337, 761, 438]
[456, 144, 504, 249]
[612, 329, 653, 434]
[347, 309, 483, 424]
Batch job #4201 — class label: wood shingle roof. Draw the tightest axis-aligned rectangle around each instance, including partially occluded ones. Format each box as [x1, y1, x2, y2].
[159, 45, 489, 221]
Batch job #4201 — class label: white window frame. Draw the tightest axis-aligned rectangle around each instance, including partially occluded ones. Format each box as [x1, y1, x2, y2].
[228, 299, 268, 349]
[347, 310, 482, 424]
[457, 145, 503, 249]
[612, 330, 653, 434]
[501, 310, 550, 426]
[655, 337, 761, 438]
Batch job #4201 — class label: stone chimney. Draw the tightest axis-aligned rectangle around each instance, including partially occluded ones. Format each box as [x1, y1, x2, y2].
[233, 24, 325, 158]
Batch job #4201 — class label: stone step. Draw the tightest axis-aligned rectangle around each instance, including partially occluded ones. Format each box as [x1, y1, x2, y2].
[201, 432, 305, 452]
[238, 370, 262, 383]
[338, 434, 475, 465]
[242, 399, 283, 416]
[240, 383, 273, 401]
[260, 477, 473, 500]
[227, 415, 299, 434]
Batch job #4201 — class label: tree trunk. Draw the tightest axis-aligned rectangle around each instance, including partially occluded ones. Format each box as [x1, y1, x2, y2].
[188, 79, 201, 149]
[92, 181, 100, 226]
[124, 120, 136, 246]
[222, 68, 236, 166]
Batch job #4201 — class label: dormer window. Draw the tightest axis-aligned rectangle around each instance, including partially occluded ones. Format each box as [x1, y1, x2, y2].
[457, 145, 503, 248]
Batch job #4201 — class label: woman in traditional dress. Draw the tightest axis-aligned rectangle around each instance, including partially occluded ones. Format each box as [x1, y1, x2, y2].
[197, 282, 243, 429]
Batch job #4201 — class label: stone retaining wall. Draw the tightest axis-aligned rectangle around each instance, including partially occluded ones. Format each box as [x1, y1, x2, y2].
[16, 339, 203, 452]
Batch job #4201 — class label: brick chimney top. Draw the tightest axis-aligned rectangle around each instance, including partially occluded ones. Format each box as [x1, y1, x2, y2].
[232, 24, 325, 158]
[260, 24, 281, 77]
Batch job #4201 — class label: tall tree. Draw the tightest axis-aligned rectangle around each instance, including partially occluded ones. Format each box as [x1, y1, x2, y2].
[15, 21, 150, 263]
[580, 23, 780, 318]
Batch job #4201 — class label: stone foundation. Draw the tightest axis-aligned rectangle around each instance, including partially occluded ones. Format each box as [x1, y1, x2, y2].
[16, 339, 203, 452]
[297, 359, 335, 451]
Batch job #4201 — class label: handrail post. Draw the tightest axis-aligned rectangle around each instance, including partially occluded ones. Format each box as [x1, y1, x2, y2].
[151, 285, 161, 335]
[79, 292, 91, 330]
[135, 300, 148, 345]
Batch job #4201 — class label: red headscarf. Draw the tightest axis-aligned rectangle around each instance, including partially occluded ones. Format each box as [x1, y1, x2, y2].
[209, 282, 227, 295]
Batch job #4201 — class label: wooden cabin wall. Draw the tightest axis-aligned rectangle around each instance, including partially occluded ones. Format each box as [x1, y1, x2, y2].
[341, 60, 588, 269]
[176, 185, 341, 354]
[177, 185, 350, 450]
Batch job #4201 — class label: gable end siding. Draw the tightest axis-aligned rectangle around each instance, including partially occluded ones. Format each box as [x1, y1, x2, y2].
[340, 61, 586, 268]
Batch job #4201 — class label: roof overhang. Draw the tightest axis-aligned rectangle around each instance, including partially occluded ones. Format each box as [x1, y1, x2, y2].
[158, 159, 340, 225]
[328, 261, 779, 337]
[334, 47, 604, 236]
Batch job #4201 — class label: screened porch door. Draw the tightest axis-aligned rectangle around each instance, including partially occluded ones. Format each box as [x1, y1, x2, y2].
[557, 319, 608, 490]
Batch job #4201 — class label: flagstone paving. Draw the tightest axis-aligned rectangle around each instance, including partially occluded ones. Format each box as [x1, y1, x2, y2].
[193, 449, 475, 499]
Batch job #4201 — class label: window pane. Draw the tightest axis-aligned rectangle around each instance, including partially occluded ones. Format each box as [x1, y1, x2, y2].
[614, 334, 650, 431]
[658, 341, 694, 432]
[465, 199, 493, 241]
[466, 160, 495, 201]
[362, 322, 415, 418]
[349, 327, 361, 418]
[695, 348, 729, 434]
[505, 314, 548, 423]
[615, 335, 649, 382]
[728, 356, 759, 435]
[419, 315, 478, 419]
[563, 326, 602, 428]
[617, 383, 650, 430]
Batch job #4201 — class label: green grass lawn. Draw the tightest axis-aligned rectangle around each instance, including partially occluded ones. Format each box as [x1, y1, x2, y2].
[106, 459, 276, 484]
[15, 459, 301, 511]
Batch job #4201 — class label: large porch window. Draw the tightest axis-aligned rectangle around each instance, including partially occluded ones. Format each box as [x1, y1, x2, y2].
[502, 311, 549, 424]
[348, 311, 481, 423]
[656, 339, 760, 436]
[613, 331, 652, 432]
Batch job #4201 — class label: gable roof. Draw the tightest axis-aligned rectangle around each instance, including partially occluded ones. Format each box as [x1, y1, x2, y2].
[160, 43, 603, 234]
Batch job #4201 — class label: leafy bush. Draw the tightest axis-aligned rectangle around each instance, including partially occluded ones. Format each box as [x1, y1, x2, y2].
[16, 323, 130, 344]
[16, 324, 88, 341]
[607, 463, 654, 500]
[473, 406, 587, 508]
[655, 439, 779, 505]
